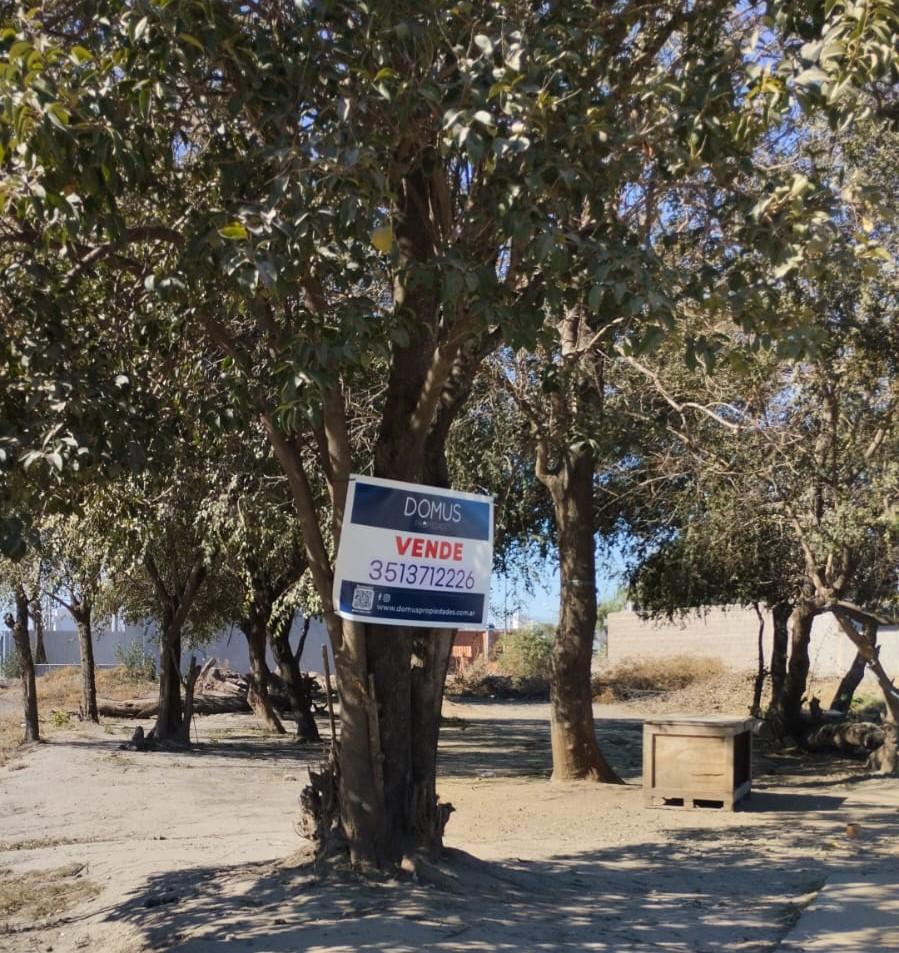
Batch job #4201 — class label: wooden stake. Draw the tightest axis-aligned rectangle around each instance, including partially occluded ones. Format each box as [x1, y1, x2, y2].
[322, 646, 338, 752]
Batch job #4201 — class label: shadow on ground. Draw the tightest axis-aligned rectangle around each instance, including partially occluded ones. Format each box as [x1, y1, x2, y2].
[45, 733, 329, 767]
[438, 715, 644, 780]
[100, 795, 899, 953]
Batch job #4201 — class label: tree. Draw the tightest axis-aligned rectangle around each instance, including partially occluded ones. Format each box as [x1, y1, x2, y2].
[1, 569, 40, 741]
[105, 463, 228, 745]
[40, 508, 111, 723]
[623, 114, 899, 760]
[2, 0, 895, 867]
[626, 453, 802, 719]
[209, 442, 321, 738]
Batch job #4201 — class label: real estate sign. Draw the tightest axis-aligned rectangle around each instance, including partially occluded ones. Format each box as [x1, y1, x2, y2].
[333, 475, 494, 629]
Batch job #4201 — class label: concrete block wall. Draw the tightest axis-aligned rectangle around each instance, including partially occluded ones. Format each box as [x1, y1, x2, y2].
[606, 605, 899, 685]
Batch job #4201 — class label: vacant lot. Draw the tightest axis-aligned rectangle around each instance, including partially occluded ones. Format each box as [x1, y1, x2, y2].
[0, 690, 897, 953]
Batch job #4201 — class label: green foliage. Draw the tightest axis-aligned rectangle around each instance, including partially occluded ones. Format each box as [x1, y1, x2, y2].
[626, 120, 899, 623]
[0, 1, 893, 502]
[496, 625, 554, 681]
[114, 641, 157, 683]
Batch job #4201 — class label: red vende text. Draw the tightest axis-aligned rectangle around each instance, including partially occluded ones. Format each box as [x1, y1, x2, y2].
[395, 536, 464, 561]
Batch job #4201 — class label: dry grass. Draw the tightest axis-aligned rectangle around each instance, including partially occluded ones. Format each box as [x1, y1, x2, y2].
[0, 666, 158, 767]
[37, 665, 156, 711]
[0, 863, 99, 930]
[0, 835, 100, 853]
[592, 655, 726, 703]
[0, 715, 20, 769]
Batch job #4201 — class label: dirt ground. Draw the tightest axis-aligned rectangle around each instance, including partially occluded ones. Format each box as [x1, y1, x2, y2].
[0, 692, 897, 952]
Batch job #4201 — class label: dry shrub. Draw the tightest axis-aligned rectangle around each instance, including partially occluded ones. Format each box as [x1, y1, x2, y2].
[445, 656, 492, 695]
[593, 655, 725, 702]
[0, 864, 99, 928]
[445, 657, 549, 699]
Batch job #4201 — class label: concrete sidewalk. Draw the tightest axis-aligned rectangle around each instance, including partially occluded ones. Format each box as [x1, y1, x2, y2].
[779, 873, 899, 951]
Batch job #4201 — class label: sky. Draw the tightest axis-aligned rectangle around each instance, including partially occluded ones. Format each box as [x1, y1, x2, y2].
[489, 548, 628, 628]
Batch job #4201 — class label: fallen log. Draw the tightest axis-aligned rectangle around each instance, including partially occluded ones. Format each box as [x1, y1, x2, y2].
[197, 660, 246, 696]
[98, 692, 251, 719]
[98, 664, 323, 721]
[805, 721, 885, 757]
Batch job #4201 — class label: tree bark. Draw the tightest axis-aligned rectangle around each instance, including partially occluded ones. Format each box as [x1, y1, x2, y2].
[72, 602, 99, 723]
[542, 447, 622, 783]
[154, 626, 184, 741]
[4, 585, 40, 742]
[145, 554, 207, 744]
[829, 622, 876, 713]
[751, 603, 766, 718]
[769, 601, 791, 713]
[241, 616, 285, 734]
[30, 596, 48, 666]
[177, 656, 201, 746]
[832, 609, 899, 775]
[776, 602, 817, 734]
[270, 613, 320, 743]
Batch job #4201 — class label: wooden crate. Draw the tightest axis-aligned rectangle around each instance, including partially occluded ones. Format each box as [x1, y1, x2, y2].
[643, 715, 754, 810]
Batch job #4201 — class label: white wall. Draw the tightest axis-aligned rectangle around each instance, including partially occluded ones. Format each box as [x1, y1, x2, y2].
[35, 615, 333, 675]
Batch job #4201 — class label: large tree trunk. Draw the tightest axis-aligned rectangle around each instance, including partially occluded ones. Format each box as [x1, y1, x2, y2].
[153, 625, 184, 742]
[543, 447, 622, 783]
[769, 601, 791, 713]
[4, 585, 40, 742]
[776, 602, 817, 735]
[270, 614, 320, 743]
[72, 603, 99, 723]
[241, 616, 285, 734]
[829, 624, 876, 713]
[318, 619, 456, 870]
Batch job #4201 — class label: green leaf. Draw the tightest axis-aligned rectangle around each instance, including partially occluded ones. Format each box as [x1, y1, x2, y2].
[795, 67, 829, 87]
[218, 223, 248, 240]
[391, 325, 410, 348]
[179, 33, 205, 52]
[8, 40, 32, 61]
[47, 103, 70, 129]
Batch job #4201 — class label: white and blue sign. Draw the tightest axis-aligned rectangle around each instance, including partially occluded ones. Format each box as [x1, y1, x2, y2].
[333, 475, 494, 629]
